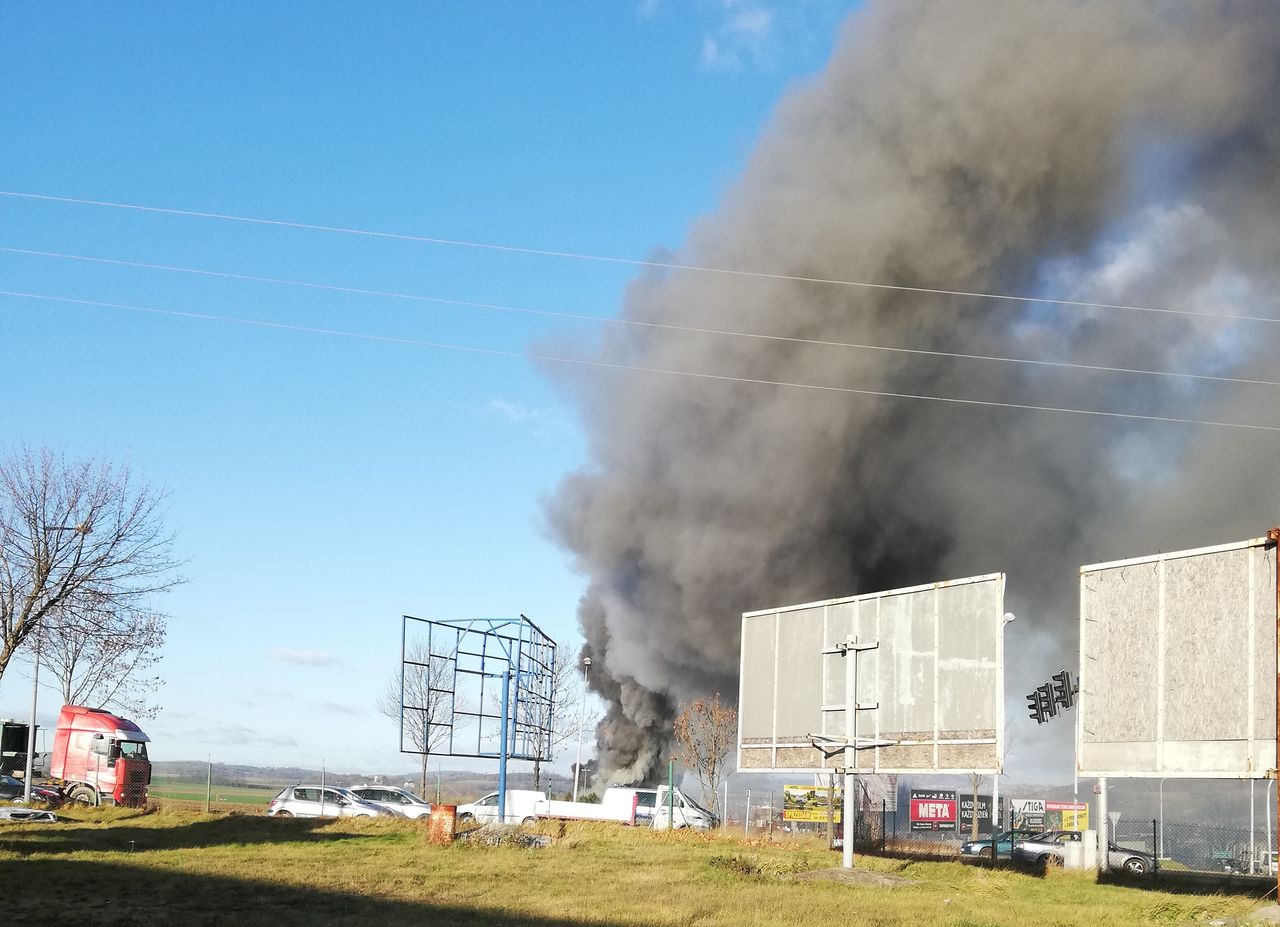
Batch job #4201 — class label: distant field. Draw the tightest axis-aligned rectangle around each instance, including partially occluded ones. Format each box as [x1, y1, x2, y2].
[0, 806, 1265, 926]
[148, 779, 280, 808]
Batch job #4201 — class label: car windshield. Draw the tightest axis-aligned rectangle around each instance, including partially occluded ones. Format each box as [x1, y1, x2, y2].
[118, 741, 147, 759]
[1026, 832, 1052, 842]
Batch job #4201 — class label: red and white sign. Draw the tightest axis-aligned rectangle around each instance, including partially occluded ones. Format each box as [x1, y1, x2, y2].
[909, 789, 958, 831]
[1046, 801, 1087, 812]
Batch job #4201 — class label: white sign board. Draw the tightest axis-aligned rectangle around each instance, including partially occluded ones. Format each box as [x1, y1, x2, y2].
[1078, 536, 1277, 779]
[738, 574, 1005, 774]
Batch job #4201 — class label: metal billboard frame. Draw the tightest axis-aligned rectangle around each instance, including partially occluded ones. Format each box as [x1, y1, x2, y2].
[736, 573, 1006, 778]
[1077, 534, 1278, 780]
[399, 613, 557, 820]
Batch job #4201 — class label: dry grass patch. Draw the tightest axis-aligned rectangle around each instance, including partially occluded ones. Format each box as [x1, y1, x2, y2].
[0, 808, 1263, 926]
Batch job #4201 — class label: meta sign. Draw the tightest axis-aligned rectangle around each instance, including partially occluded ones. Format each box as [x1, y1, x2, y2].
[909, 789, 958, 831]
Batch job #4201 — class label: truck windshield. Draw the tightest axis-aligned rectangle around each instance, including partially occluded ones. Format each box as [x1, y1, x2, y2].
[118, 741, 148, 759]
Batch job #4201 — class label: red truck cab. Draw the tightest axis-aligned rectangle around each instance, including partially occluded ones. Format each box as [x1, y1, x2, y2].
[49, 705, 152, 807]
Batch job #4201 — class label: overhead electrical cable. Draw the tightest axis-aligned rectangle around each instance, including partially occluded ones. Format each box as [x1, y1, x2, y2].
[1, 287, 1277, 433]
[0, 190, 1272, 324]
[3, 245, 1277, 389]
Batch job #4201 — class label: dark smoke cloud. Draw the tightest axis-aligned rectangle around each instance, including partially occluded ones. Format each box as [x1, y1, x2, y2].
[544, 0, 1280, 785]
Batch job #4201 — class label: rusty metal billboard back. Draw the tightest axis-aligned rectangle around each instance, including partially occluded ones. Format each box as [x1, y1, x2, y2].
[1078, 537, 1277, 779]
[738, 574, 1005, 775]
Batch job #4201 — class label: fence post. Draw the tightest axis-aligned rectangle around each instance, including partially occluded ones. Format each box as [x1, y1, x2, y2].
[881, 798, 886, 853]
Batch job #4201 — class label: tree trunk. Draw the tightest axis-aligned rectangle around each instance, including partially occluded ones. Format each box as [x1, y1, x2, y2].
[532, 757, 541, 791]
[420, 752, 429, 802]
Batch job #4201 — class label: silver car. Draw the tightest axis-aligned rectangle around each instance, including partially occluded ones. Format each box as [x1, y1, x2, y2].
[267, 785, 400, 819]
[348, 786, 433, 820]
[1012, 830, 1082, 867]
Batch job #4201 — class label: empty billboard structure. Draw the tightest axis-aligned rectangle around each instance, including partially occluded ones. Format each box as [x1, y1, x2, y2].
[1078, 535, 1279, 779]
[737, 574, 1006, 867]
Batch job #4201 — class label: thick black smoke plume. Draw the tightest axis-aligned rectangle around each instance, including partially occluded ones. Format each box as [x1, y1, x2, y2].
[545, 0, 1280, 785]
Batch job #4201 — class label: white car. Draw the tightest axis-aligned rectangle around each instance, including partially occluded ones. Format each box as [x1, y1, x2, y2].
[349, 785, 433, 819]
[267, 785, 401, 819]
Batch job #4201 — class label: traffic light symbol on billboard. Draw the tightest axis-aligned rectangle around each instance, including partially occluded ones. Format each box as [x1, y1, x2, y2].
[1026, 684, 1056, 724]
[1051, 670, 1078, 710]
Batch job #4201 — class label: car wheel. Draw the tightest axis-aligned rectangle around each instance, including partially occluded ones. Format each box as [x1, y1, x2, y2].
[275, 810, 293, 818]
[458, 813, 474, 824]
[1039, 854, 1060, 868]
[1122, 857, 1148, 875]
[979, 847, 993, 859]
[68, 785, 99, 807]
[522, 816, 536, 825]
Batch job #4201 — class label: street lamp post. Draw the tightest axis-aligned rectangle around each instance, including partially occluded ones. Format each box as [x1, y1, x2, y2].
[572, 656, 591, 801]
[23, 521, 92, 805]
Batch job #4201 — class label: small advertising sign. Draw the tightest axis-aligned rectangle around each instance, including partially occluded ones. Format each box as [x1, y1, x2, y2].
[958, 794, 995, 835]
[1009, 798, 1046, 832]
[909, 789, 958, 831]
[1047, 801, 1088, 830]
[782, 784, 842, 823]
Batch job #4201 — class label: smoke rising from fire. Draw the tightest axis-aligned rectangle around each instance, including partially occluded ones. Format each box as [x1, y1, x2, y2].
[544, 1, 1280, 785]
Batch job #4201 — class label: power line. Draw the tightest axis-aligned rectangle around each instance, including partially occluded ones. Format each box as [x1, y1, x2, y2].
[1, 190, 1268, 324]
[4, 245, 1277, 389]
[2, 287, 1277, 433]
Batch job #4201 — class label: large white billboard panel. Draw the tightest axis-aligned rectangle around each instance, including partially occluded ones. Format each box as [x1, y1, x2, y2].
[1078, 537, 1277, 779]
[738, 573, 1005, 775]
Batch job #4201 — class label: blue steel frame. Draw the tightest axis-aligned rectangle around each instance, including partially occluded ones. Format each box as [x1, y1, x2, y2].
[399, 613, 557, 823]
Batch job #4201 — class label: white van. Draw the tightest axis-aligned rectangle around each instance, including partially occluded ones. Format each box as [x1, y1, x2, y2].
[457, 789, 544, 825]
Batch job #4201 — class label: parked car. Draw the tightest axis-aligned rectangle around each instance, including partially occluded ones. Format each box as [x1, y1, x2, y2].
[1107, 842, 1154, 875]
[1012, 830, 1082, 867]
[959, 829, 1040, 859]
[0, 774, 60, 804]
[456, 790, 544, 825]
[348, 786, 432, 819]
[0, 774, 22, 802]
[267, 785, 402, 819]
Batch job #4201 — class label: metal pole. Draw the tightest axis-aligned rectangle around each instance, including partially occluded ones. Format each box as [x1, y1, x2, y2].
[668, 758, 675, 831]
[722, 779, 728, 831]
[320, 760, 326, 816]
[206, 755, 212, 813]
[22, 630, 40, 805]
[992, 774, 1000, 863]
[744, 788, 751, 836]
[768, 791, 774, 836]
[1270, 526, 1280, 898]
[1158, 778, 1166, 859]
[1252, 778, 1257, 874]
[573, 657, 590, 801]
[1097, 776, 1108, 874]
[498, 669, 511, 824]
[842, 641, 857, 869]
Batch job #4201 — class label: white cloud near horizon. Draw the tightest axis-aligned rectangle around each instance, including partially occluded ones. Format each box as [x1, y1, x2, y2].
[271, 649, 342, 668]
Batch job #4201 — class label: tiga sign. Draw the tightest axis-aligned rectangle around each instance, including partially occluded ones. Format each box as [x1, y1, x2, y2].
[909, 789, 958, 831]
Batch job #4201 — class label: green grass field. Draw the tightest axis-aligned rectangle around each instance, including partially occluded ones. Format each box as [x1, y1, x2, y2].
[0, 805, 1264, 926]
[147, 779, 281, 808]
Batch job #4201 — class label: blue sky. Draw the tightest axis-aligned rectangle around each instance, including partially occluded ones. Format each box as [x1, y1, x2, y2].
[0, 2, 857, 773]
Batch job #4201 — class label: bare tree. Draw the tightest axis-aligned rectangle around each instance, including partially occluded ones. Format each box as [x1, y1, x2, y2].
[673, 694, 737, 813]
[526, 653, 588, 791]
[0, 446, 180, 687]
[41, 602, 166, 719]
[379, 641, 455, 801]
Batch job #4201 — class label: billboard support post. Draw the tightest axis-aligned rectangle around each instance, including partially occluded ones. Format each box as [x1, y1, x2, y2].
[1097, 776, 1108, 874]
[1269, 526, 1280, 899]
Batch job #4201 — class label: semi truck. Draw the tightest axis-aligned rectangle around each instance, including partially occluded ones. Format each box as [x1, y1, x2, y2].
[457, 786, 717, 830]
[47, 705, 153, 807]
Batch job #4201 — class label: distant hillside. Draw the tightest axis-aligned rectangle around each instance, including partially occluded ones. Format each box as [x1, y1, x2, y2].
[151, 761, 574, 800]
